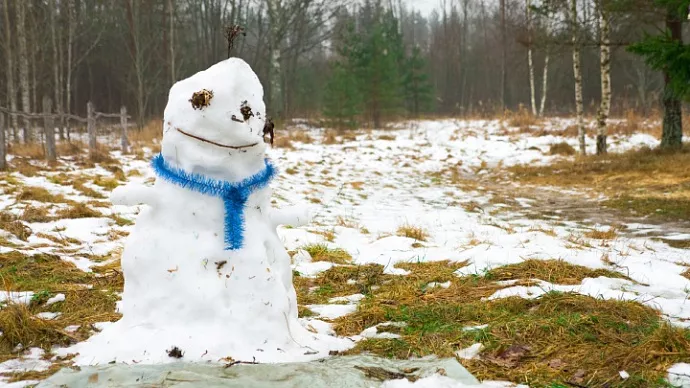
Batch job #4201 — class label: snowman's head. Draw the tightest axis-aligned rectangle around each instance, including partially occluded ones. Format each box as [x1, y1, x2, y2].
[161, 58, 269, 180]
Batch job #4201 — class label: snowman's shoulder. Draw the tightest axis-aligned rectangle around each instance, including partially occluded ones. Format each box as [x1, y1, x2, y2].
[111, 182, 159, 207]
[269, 205, 312, 228]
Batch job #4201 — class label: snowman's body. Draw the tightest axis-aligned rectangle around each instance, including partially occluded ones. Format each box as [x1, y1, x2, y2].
[73, 59, 350, 365]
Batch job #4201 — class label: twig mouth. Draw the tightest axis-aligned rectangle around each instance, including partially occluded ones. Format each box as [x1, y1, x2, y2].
[176, 128, 259, 150]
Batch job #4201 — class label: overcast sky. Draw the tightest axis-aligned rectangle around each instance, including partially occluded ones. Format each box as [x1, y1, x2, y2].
[403, 0, 439, 16]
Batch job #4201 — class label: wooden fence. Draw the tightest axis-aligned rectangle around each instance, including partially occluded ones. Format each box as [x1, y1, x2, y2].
[0, 99, 131, 171]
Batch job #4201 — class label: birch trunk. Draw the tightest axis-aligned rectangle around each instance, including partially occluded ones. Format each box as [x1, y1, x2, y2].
[500, 0, 507, 111]
[527, 0, 537, 116]
[66, 0, 74, 139]
[596, 2, 611, 155]
[43, 96, 56, 161]
[2, 0, 18, 141]
[540, 53, 550, 116]
[570, 0, 585, 154]
[16, 0, 32, 143]
[0, 113, 5, 170]
[50, 0, 64, 141]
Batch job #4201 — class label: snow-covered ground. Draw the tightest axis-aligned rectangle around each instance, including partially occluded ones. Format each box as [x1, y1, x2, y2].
[1, 118, 689, 387]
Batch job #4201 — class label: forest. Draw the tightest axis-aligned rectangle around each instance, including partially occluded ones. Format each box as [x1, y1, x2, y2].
[0, 0, 684, 131]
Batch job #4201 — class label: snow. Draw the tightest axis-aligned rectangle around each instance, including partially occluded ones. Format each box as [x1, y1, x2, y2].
[380, 374, 528, 388]
[0, 348, 51, 382]
[45, 294, 65, 306]
[455, 343, 484, 360]
[2, 99, 689, 385]
[70, 58, 352, 366]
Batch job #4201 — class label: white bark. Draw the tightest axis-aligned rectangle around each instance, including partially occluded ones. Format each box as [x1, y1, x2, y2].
[66, 0, 74, 124]
[50, 0, 63, 140]
[87, 101, 97, 157]
[539, 51, 550, 116]
[2, 0, 18, 139]
[570, 0, 585, 154]
[596, 2, 611, 155]
[16, 0, 31, 143]
[120, 106, 129, 153]
[527, 0, 537, 116]
[43, 96, 56, 161]
[0, 113, 5, 170]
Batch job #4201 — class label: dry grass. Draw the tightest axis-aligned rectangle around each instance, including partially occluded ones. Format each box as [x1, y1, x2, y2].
[301, 243, 352, 264]
[16, 186, 68, 203]
[396, 224, 429, 241]
[128, 119, 162, 145]
[485, 259, 627, 285]
[548, 142, 576, 156]
[583, 228, 618, 240]
[0, 212, 32, 240]
[0, 304, 74, 354]
[511, 146, 690, 220]
[0, 251, 92, 291]
[19, 206, 53, 223]
[323, 130, 340, 145]
[55, 203, 101, 219]
[323, 259, 690, 387]
[7, 143, 45, 159]
[504, 105, 541, 129]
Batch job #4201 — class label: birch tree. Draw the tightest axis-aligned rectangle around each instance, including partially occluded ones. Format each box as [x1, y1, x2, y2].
[500, 0, 507, 110]
[2, 0, 17, 140]
[595, 0, 611, 155]
[570, 0, 585, 154]
[16, 0, 31, 143]
[527, 0, 537, 116]
[50, 0, 64, 140]
[539, 0, 552, 116]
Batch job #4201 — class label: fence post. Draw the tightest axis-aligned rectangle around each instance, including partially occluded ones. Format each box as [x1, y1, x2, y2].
[43, 96, 56, 161]
[87, 101, 97, 159]
[120, 106, 130, 153]
[0, 112, 6, 171]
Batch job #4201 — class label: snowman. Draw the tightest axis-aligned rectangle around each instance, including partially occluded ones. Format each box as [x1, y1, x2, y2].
[72, 58, 351, 365]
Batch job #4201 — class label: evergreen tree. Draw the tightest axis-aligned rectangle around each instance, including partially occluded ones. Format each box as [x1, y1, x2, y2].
[323, 62, 362, 129]
[403, 46, 434, 117]
[356, 11, 405, 128]
[628, 0, 690, 149]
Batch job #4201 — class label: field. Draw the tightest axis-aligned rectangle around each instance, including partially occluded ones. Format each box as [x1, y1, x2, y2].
[1, 117, 689, 387]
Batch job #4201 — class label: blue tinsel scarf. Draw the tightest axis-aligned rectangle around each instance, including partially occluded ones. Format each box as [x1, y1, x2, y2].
[151, 154, 276, 250]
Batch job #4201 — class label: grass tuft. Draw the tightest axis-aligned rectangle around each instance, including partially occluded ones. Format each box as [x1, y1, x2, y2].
[548, 142, 576, 156]
[55, 203, 101, 219]
[396, 224, 429, 241]
[301, 243, 352, 264]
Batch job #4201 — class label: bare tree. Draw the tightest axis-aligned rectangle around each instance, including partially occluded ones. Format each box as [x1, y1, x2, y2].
[527, 0, 537, 116]
[16, 0, 32, 143]
[50, 0, 64, 140]
[2, 0, 17, 140]
[500, 0, 507, 110]
[570, 0, 585, 154]
[595, 0, 611, 155]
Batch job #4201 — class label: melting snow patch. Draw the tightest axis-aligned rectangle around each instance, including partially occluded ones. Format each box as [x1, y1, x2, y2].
[455, 343, 484, 360]
[426, 281, 451, 289]
[668, 363, 690, 387]
[329, 294, 365, 304]
[36, 312, 61, 320]
[0, 348, 51, 376]
[0, 291, 34, 305]
[45, 293, 66, 306]
[307, 304, 357, 319]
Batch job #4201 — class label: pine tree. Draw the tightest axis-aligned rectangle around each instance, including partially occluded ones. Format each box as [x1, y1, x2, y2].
[355, 9, 405, 128]
[628, 0, 690, 149]
[403, 46, 434, 117]
[323, 62, 362, 129]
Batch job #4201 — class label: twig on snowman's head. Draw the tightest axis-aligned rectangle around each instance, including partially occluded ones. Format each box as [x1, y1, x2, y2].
[224, 25, 246, 58]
